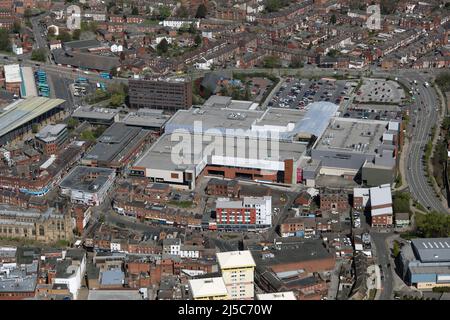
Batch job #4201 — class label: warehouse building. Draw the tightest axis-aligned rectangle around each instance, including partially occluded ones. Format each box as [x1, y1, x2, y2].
[0, 97, 65, 146]
[59, 166, 116, 206]
[118, 109, 170, 132]
[399, 238, 450, 290]
[82, 123, 150, 170]
[72, 106, 119, 126]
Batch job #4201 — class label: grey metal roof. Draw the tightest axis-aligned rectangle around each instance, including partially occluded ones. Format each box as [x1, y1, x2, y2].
[100, 269, 125, 286]
[412, 238, 450, 263]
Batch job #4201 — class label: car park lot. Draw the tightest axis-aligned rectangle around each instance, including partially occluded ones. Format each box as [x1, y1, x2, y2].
[341, 103, 403, 121]
[268, 78, 355, 109]
[354, 78, 405, 104]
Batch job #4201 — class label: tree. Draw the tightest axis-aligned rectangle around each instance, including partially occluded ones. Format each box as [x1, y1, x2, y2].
[32, 124, 39, 134]
[31, 49, 46, 62]
[263, 55, 281, 68]
[110, 93, 124, 107]
[156, 38, 169, 55]
[23, 8, 32, 18]
[265, 0, 280, 13]
[12, 20, 22, 34]
[392, 241, 400, 257]
[178, 5, 189, 18]
[0, 29, 11, 52]
[72, 29, 81, 40]
[67, 117, 79, 130]
[131, 6, 139, 15]
[110, 67, 118, 77]
[188, 22, 197, 34]
[80, 130, 96, 141]
[327, 49, 339, 57]
[195, 4, 207, 18]
[393, 192, 411, 214]
[290, 56, 304, 68]
[194, 34, 202, 47]
[158, 6, 171, 20]
[415, 211, 450, 238]
[330, 14, 337, 25]
[57, 30, 72, 42]
[47, 26, 56, 37]
[93, 125, 106, 137]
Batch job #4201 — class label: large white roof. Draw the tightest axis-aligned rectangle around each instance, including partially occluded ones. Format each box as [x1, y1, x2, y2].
[371, 207, 393, 216]
[369, 185, 392, 207]
[216, 250, 256, 269]
[4, 64, 21, 83]
[188, 277, 228, 298]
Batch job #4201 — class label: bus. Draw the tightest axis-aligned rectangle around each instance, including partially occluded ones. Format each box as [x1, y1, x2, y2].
[77, 77, 89, 84]
[100, 72, 111, 79]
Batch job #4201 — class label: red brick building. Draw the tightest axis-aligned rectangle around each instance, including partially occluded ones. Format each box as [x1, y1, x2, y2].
[319, 189, 349, 211]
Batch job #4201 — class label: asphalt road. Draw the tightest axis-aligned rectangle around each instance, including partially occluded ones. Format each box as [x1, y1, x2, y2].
[371, 231, 394, 300]
[371, 70, 448, 213]
[401, 72, 448, 213]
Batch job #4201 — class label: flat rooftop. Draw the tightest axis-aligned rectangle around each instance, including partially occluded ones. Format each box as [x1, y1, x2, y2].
[83, 123, 149, 164]
[412, 238, 450, 263]
[119, 109, 170, 129]
[35, 124, 67, 142]
[165, 106, 263, 134]
[87, 290, 143, 300]
[315, 117, 388, 154]
[0, 97, 65, 139]
[256, 108, 307, 127]
[4, 64, 21, 83]
[189, 277, 228, 298]
[20, 67, 38, 98]
[252, 240, 333, 267]
[133, 132, 307, 172]
[72, 106, 119, 120]
[59, 166, 115, 192]
[216, 250, 256, 269]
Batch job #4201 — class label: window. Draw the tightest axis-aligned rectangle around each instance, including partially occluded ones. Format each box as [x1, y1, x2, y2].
[39, 226, 45, 236]
[171, 173, 179, 179]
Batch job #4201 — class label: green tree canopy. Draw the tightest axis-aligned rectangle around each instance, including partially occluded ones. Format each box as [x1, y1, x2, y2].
[131, 7, 139, 15]
[12, 20, 22, 34]
[57, 30, 72, 42]
[158, 6, 171, 20]
[178, 5, 189, 18]
[0, 29, 11, 52]
[194, 34, 202, 46]
[195, 4, 207, 18]
[72, 29, 81, 40]
[31, 49, 46, 62]
[263, 55, 281, 68]
[67, 117, 79, 130]
[156, 38, 169, 55]
[330, 14, 337, 24]
[415, 211, 450, 238]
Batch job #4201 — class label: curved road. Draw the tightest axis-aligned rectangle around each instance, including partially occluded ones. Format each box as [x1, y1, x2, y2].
[401, 72, 448, 213]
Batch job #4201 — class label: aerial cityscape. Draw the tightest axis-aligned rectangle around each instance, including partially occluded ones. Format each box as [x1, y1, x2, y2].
[0, 0, 449, 303]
